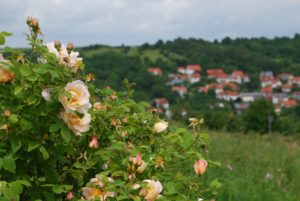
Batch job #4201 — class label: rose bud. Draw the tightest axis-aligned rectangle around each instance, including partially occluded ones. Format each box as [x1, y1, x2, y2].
[66, 192, 74, 200]
[67, 42, 74, 53]
[194, 159, 208, 175]
[4, 109, 11, 117]
[89, 136, 99, 149]
[54, 40, 61, 51]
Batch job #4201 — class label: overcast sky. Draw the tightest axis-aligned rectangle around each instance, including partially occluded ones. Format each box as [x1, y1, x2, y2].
[1, 0, 300, 47]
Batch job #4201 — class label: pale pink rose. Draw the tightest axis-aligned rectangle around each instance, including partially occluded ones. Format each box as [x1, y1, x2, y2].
[142, 180, 163, 201]
[194, 159, 208, 175]
[59, 80, 91, 113]
[61, 111, 91, 136]
[153, 120, 168, 133]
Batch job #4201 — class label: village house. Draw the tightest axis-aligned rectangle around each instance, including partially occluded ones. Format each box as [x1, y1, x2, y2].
[277, 73, 294, 82]
[206, 69, 224, 79]
[148, 67, 162, 76]
[217, 91, 238, 101]
[233, 102, 250, 115]
[168, 74, 188, 85]
[261, 86, 273, 94]
[153, 98, 170, 110]
[281, 84, 293, 93]
[186, 64, 202, 75]
[231, 70, 250, 83]
[215, 73, 229, 83]
[177, 66, 186, 74]
[281, 99, 298, 108]
[271, 93, 288, 104]
[239, 92, 263, 102]
[188, 73, 201, 84]
[292, 76, 300, 86]
[293, 91, 300, 100]
[172, 86, 187, 97]
[260, 71, 274, 80]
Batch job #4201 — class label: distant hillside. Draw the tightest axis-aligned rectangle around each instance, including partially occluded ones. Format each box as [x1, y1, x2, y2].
[79, 36, 300, 134]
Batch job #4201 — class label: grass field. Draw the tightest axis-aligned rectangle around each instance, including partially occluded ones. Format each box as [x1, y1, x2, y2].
[206, 131, 300, 201]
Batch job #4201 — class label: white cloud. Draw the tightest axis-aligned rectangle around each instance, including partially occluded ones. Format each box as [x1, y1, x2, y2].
[1, 0, 300, 47]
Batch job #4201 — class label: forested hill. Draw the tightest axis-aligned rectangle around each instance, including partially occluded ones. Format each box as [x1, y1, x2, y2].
[81, 35, 300, 101]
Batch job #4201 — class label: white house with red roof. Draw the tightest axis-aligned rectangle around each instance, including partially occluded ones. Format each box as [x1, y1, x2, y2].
[148, 67, 162, 76]
[231, 70, 250, 83]
[186, 64, 202, 75]
[206, 69, 224, 79]
[153, 98, 170, 110]
[281, 84, 293, 93]
[188, 73, 201, 84]
[217, 91, 238, 101]
[172, 86, 187, 97]
[292, 76, 300, 86]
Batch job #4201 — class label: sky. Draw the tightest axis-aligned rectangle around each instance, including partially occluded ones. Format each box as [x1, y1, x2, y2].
[1, 0, 300, 47]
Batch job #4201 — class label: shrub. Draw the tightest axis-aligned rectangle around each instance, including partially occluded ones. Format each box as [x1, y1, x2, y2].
[0, 18, 220, 200]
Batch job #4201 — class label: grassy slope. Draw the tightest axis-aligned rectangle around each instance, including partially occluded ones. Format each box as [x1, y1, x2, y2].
[206, 131, 300, 201]
[81, 46, 184, 63]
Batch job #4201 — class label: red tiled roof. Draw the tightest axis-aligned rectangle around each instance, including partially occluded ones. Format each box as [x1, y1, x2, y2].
[261, 86, 273, 93]
[172, 86, 187, 92]
[154, 98, 169, 104]
[282, 99, 298, 107]
[282, 84, 292, 89]
[191, 73, 201, 78]
[148, 67, 162, 75]
[187, 64, 202, 71]
[232, 70, 247, 78]
[206, 69, 224, 76]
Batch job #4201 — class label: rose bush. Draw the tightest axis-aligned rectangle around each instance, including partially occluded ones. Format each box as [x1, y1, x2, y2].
[0, 18, 221, 200]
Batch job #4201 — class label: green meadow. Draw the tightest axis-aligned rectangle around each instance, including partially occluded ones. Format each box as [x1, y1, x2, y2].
[206, 131, 300, 201]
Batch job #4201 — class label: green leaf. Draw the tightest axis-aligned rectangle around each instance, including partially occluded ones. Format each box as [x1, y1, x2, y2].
[0, 31, 12, 45]
[39, 146, 50, 160]
[52, 184, 72, 194]
[28, 141, 41, 152]
[27, 74, 38, 82]
[20, 65, 31, 76]
[11, 139, 22, 154]
[8, 114, 19, 124]
[8, 182, 23, 195]
[60, 127, 72, 142]
[14, 86, 23, 96]
[181, 133, 194, 149]
[2, 155, 16, 173]
[49, 124, 60, 132]
[209, 179, 222, 189]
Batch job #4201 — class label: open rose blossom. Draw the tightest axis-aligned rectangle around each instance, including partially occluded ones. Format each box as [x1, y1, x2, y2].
[0, 55, 15, 83]
[0, 68, 15, 83]
[141, 180, 163, 201]
[82, 187, 114, 201]
[153, 120, 168, 133]
[61, 111, 91, 136]
[194, 159, 208, 175]
[59, 80, 91, 113]
[46, 42, 82, 72]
